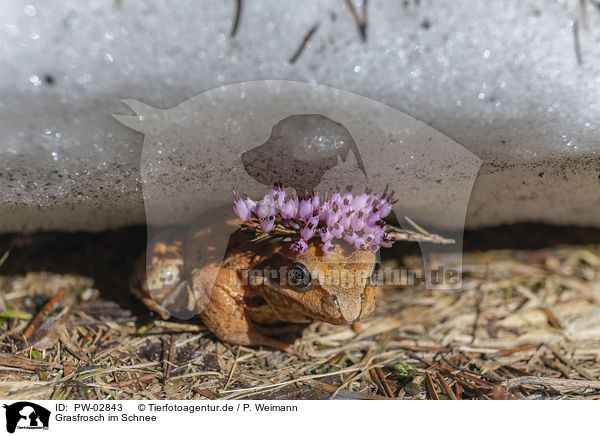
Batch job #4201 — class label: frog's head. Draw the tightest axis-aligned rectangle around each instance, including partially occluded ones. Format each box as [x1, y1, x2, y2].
[254, 241, 378, 325]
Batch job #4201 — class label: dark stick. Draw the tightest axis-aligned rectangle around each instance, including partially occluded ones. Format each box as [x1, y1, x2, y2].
[573, 20, 583, 66]
[362, 0, 369, 40]
[344, 0, 367, 41]
[289, 23, 320, 64]
[231, 0, 243, 37]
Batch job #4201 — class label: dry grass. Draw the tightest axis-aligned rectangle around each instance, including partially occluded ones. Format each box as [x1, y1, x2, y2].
[1, 243, 600, 400]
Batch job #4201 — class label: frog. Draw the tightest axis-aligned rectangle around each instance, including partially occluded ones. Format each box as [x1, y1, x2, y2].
[133, 218, 379, 352]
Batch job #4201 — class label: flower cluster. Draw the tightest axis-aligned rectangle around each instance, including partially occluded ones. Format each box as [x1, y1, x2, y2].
[233, 186, 397, 254]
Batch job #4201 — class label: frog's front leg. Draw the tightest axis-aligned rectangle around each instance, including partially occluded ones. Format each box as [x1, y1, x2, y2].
[133, 227, 196, 319]
[192, 265, 292, 353]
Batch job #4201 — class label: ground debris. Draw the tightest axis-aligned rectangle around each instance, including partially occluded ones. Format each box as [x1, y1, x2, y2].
[1, 244, 600, 399]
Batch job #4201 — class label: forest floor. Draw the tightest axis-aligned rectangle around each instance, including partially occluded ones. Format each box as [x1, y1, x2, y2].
[1, 225, 600, 400]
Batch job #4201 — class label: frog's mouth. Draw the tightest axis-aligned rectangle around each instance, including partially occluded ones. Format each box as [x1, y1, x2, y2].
[279, 283, 377, 326]
[320, 292, 365, 324]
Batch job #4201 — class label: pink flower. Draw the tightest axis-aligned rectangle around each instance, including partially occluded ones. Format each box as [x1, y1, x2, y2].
[380, 233, 394, 248]
[353, 238, 366, 250]
[342, 190, 353, 208]
[319, 227, 333, 242]
[339, 212, 352, 230]
[330, 222, 344, 239]
[297, 199, 313, 221]
[291, 239, 308, 253]
[300, 217, 318, 240]
[366, 209, 381, 227]
[233, 196, 251, 221]
[280, 197, 298, 219]
[379, 201, 393, 218]
[330, 191, 342, 206]
[268, 186, 286, 210]
[255, 201, 273, 219]
[260, 216, 275, 232]
[351, 192, 370, 211]
[344, 229, 356, 245]
[323, 241, 335, 254]
[351, 211, 365, 231]
[232, 187, 397, 255]
[311, 193, 320, 210]
[325, 210, 341, 227]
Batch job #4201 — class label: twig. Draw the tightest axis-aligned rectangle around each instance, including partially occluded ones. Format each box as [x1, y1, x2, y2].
[222, 346, 241, 391]
[438, 368, 490, 399]
[435, 372, 458, 400]
[231, 0, 243, 37]
[369, 366, 393, 397]
[309, 380, 390, 400]
[425, 371, 440, 400]
[164, 333, 176, 379]
[23, 288, 66, 342]
[193, 387, 218, 399]
[400, 346, 451, 353]
[573, 19, 583, 66]
[513, 284, 563, 330]
[502, 376, 600, 394]
[546, 344, 594, 380]
[0, 352, 60, 371]
[344, 0, 368, 41]
[220, 367, 359, 396]
[0, 250, 9, 269]
[387, 218, 455, 245]
[540, 355, 571, 379]
[107, 374, 157, 387]
[330, 370, 360, 399]
[289, 23, 320, 64]
[58, 324, 91, 363]
[490, 344, 536, 357]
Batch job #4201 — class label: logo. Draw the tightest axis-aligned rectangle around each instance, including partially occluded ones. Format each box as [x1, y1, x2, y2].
[3, 402, 50, 433]
[114, 80, 482, 318]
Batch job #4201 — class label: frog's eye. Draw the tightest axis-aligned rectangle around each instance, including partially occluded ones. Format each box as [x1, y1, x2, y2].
[289, 262, 312, 290]
[369, 263, 380, 286]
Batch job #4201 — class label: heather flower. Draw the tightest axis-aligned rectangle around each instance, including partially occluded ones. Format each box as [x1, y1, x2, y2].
[351, 192, 370, 211]
[311, 193, 320, 210]
[323, 241, 335, 254]
[351, 211, 365, 232]
[233, 193, 252, 222]
[300, 216, 318, 240]
[280, 197, 298, 219]
[344, 229, 356, 245]
[319, 227, 333, 242]
[291, 239, 308, 253]
[255, 201, 272, 219]
[232, 187, 398, 255]
[325, 210, 341, 228]
[330, 222, 344, 239]
[260, 216, 275, 233]
[268, 186, 286, 209]
[330, 191, 342, 206]
[379, 200, 393, 218]
[380, 233, 394, 248]
[353, 238, 366, 250]
[342, 190, 353, 208]
[366, 209, 381, 227]
[339, 212, 352, 230]
[297, 198, 313, 221]
[318, 201, 329, 222]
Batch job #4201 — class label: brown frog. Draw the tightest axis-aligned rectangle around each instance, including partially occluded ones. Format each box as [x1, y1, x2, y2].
[133, 219, 379, 352]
